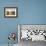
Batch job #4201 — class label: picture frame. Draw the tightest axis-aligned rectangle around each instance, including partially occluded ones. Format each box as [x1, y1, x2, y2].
[4, 7, 18, 18]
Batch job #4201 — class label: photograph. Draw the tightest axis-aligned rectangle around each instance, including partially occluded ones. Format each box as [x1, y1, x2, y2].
[4, 7, 18, 18]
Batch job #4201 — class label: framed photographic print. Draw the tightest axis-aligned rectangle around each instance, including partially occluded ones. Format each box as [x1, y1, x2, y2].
[4, 7, 18, 18]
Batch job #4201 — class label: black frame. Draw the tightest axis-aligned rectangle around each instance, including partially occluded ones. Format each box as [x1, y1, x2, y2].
[4, 7, 18, 18]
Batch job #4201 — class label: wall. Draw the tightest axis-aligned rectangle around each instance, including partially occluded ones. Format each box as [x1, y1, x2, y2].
[0, 0, 46, 44]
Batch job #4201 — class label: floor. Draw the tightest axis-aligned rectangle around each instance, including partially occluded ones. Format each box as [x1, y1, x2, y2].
[0, 44, 18, 46]
[19, 40, 46, 46]
[0, 40, 46, 46]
